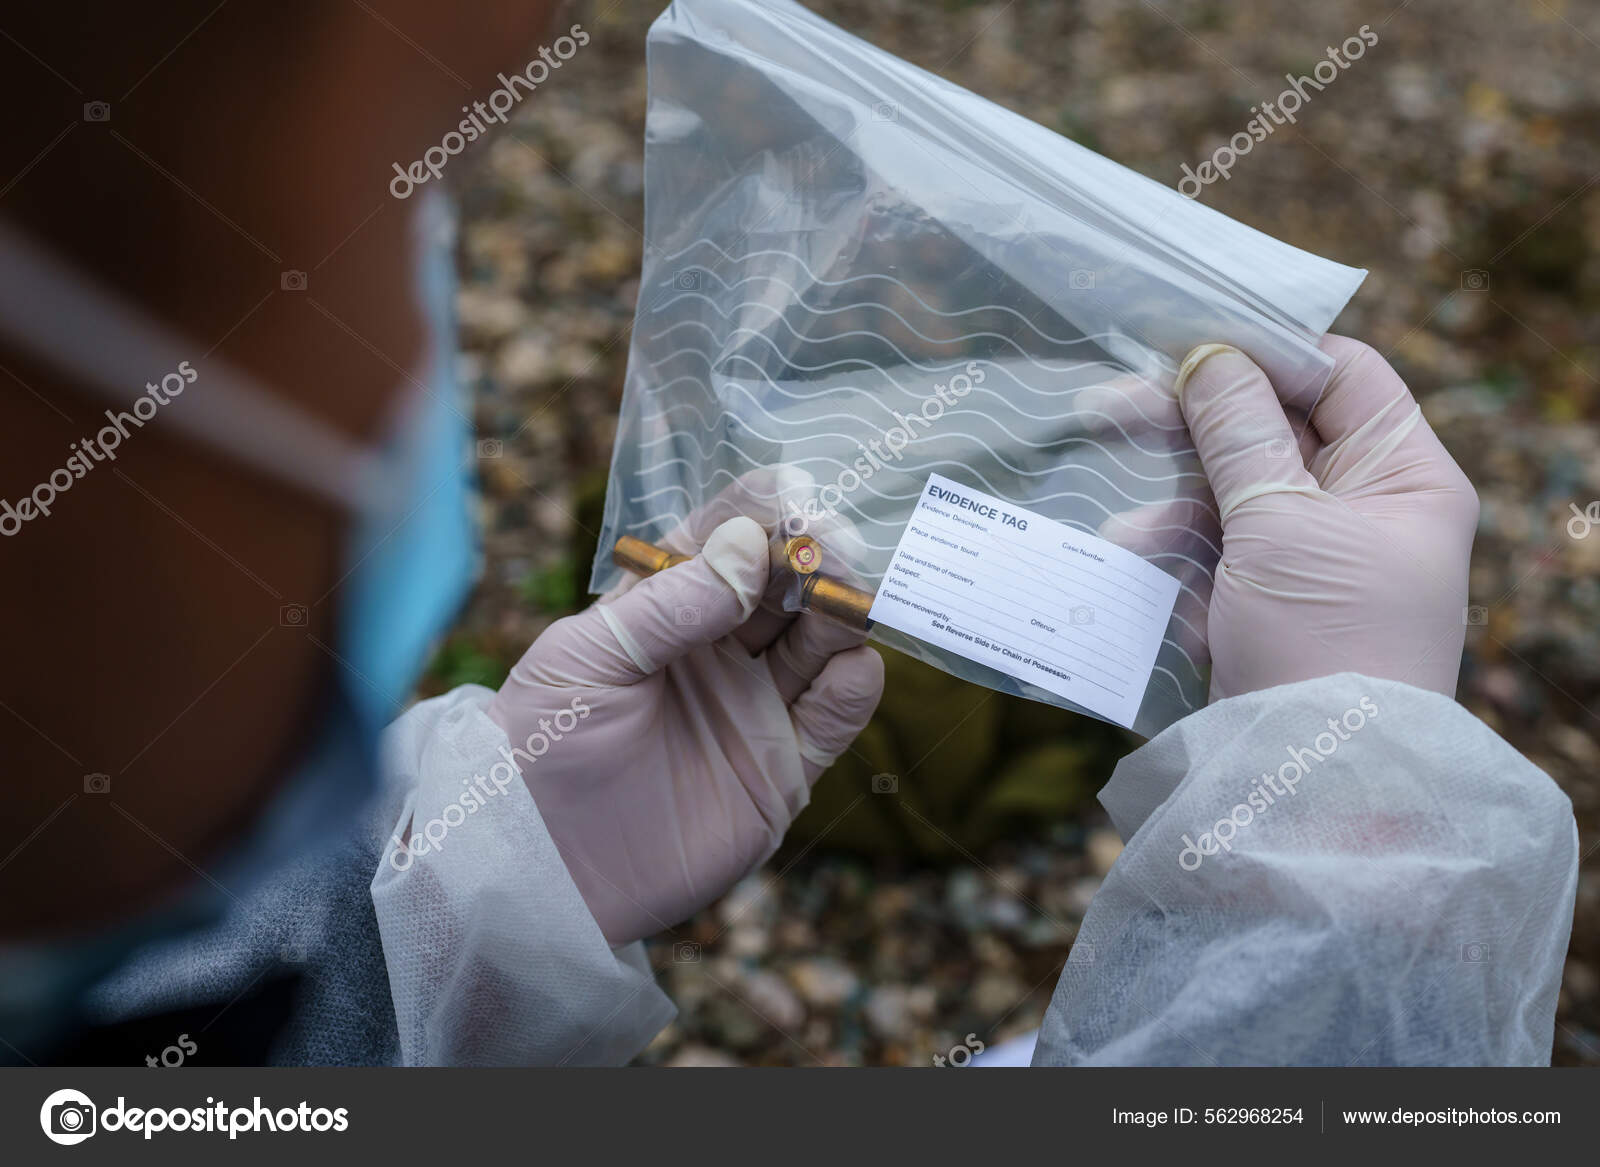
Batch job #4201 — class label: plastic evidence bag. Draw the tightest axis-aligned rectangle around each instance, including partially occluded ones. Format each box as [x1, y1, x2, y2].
[592, 0, 1367, 737]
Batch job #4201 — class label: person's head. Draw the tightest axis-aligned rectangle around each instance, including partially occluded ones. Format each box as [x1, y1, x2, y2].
[0, 0, 562, 943]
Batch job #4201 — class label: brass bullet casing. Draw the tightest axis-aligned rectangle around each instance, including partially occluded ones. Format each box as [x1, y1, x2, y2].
[800, 572, 875, 631]
[784, 535, 822, 575]
[612, 535, 689, 576]
[610, 534, 875, 632]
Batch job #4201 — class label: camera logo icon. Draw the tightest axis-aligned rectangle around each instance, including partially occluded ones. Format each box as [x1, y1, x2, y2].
[1264, 437, 1295, 460]
[1068, 269, 1096, 291]
[1461, 941, 1490, 963]
[41, 1088, 97, 1145]
[1070, 605, 1095, 626]
[477, 438, 504, 459]
[279, 603, 308, 627]
[673, 270, 702, 290]
[83, 772, 111, 794]
[872, 101, 898, 122]
[870, 772, 898, 794]
[673, 940, 701, 963]
[674, 605, 702, 626]
[83, 101, 110, 122]
[1460, 269, 1490, 292]
[280, 269, 308, 292]
[1462, 605, 1488, 626]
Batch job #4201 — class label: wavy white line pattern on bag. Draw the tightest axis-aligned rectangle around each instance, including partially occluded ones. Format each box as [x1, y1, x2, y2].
[643, 322, 1198, 459]
[652, 237, 1151, 355]
[615, 240, 1216, 716]
[644, 338, 1190, 433]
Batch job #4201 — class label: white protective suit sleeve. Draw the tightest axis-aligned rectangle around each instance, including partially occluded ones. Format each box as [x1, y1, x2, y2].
[1034, 672, 1579, 1066]
[371, 684, 675, 1066]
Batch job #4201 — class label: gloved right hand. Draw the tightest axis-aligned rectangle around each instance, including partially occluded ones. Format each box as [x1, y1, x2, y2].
[486, 478, 883, 948]
[1174, 335, 1478, 702]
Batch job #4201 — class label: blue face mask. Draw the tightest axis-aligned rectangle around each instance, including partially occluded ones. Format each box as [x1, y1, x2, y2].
[0, 194, 477, 1053]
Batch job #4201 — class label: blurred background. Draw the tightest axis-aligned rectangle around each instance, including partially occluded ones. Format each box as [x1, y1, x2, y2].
[428, 0, 1600, 1064]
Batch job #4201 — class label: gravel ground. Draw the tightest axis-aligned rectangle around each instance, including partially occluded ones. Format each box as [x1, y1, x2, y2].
[433, 0, 1600, 1065]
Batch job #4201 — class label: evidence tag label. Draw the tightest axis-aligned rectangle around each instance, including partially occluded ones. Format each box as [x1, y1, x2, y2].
[867, 474, 1180, 728]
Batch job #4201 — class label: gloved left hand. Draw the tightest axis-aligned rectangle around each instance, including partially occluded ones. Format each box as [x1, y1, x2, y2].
[487, 514, 883, 946]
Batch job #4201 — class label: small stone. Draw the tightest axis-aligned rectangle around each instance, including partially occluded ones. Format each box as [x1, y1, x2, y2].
[945, 868, 985, 929]
[788, 957, 859, 1008]
[741, 969, 805, 1031]
[1087, 828, 1124, 876]
[863, 986, 914, 1041]
[973, 932, 1017, 971]
[495, 331, 562, 389]
[725, 925, 769, 959]
[972, 972, 1027, 1016]
[456, 286, 526, 340]
[704, 995, 768, 1051]
[868, 884, 914, 924]
[775, 918, 817, 951]
[580, 234, 637, 283]
[718, 874, 777, 929]
[982, 894, 1028, 931]
[666, 964, 713, 1012]
[989, 865, 1029, 894]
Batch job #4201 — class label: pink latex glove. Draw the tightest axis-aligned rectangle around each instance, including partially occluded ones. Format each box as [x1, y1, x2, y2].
[1175, 335, 1478, 702]
[487, 490, 882, 946]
